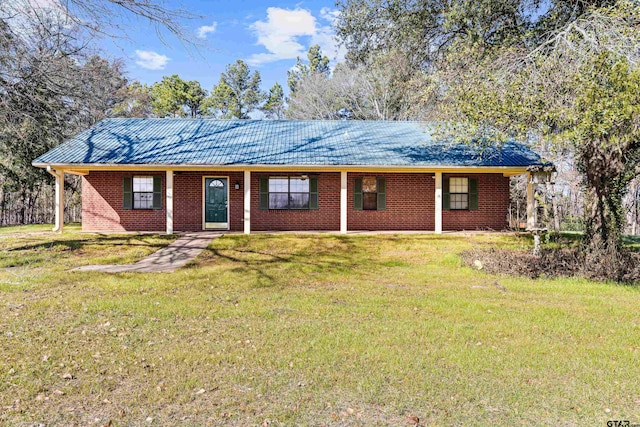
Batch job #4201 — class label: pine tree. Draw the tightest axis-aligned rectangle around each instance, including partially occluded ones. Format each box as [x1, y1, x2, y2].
[204, 60, 265, 119]
[262, 82, 286, 119]
[287, 45, 331, 93]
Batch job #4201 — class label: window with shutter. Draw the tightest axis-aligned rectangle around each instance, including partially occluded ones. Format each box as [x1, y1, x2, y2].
[355, 177, 385, 210]
[123, 176, 132, 210]
[263, 176, 317, 210]
[362, 177, 377, 210]
[152, 176, 162, 210]
[443, 176, 450, 210]
[354, 178, 363, 210]
[445, 177, 478, 211]
[259, 177, 269, 210]
[449, 177, 469, 210]
[469, 178, 478, 210]
[376, 177, 386, 210]
[129, 176, 159, 209]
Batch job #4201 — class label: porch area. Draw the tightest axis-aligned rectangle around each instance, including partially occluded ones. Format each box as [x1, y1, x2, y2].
[48, 168, 540, 235]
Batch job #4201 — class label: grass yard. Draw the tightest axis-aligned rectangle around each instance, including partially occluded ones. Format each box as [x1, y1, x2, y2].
[0, 227, 639, 426]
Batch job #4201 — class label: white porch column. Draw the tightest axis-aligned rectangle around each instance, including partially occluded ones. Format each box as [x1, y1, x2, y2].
[244, 170, 251, 234]
[340, 171, 347, 234]
[526, 177, 536, 230]
[52, 169, 64, 233]
[166, 170, 174, 234]
[434, 172, 442, 234]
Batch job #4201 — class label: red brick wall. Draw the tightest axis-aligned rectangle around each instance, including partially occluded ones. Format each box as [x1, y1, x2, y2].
[82, 171, 166, 232]
[442, 173, 510, 231]
[173, 171, 244, 232]
[347, 173, 435, 231]
[81, 170, 510, 233]
[251, 172, 341, 231]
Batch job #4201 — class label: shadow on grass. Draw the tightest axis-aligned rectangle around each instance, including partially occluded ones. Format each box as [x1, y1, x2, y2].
[7, 234, 176, 253]
[200, 235, 368, 288]
[1, 234, 178, 269]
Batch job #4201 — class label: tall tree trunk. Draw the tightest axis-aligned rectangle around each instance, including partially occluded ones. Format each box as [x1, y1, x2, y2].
[578, 138, 630, 280]
[19, 190, 27, 225]
[0, 190, 6, 226]
[582, 179, 625, 279]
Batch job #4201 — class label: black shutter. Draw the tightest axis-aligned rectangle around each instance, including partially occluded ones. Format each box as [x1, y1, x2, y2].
[469, 177, 478, 210]
[376, 177, 386, 210]
[442, 176, 450, 210]
[259, 177, 269, 210]
[152, 175, 162, 209]
[354, 178, 363, 210]
[309, 177, 318, 210]
[123, 176, 132, 210]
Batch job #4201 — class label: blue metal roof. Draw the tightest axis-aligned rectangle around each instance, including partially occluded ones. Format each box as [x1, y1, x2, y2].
[33, 119, 543, 167]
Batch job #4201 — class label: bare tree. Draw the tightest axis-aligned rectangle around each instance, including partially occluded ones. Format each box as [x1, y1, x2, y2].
[0, 14, 132, 225]
[1, 0, 195, 45]
[288, 52, 432, 120]
[0, 0, 199, 226]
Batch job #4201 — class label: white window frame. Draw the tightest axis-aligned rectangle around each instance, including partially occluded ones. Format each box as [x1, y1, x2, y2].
[132, 176, 154, 210]
[267, 176, 311, 210]
[449, 177, 469, 210]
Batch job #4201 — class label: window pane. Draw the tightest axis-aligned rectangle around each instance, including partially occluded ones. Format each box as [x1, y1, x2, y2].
[289, 193, 309, 209]
[209, 179, 224, 188]
[362, 177, 377, 193]
[269, 178, 288, 192]
[289, 178, 309, 193]
[133, 176, 153, 192]
[450, 177, 468, 193]
[363, 192, 377, 210]
[134, 192, 153, 209]
[269, 193, 289, 209]
[450, 194, 469, 210]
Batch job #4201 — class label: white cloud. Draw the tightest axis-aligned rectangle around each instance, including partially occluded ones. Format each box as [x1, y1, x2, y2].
[197, 22, 217, 39]
[315, 8, 347, 64]
[319, 7, 340, 24]
[247, 8, 316, 65]
[247, 7, 345, 66]
[134, 50, 170, 70]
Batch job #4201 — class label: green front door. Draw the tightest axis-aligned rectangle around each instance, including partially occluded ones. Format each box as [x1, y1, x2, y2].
[204, 178, 228, 229]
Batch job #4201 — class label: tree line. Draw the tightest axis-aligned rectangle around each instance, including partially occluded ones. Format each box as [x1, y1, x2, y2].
[108, 42, 430, 122]
[142, 61, 282, 120]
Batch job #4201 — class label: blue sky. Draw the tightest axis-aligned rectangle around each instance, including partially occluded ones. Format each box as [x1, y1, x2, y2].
[96, 0, 345, 94]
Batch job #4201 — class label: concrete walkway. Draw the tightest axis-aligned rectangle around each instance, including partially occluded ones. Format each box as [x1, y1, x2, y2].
[73, 232, 220, 273]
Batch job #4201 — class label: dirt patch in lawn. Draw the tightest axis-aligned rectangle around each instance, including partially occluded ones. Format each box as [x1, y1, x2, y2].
[461, 247, 640, 283]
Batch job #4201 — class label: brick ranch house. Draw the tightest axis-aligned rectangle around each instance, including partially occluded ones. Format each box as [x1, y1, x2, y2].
[32, 119, 544, 234]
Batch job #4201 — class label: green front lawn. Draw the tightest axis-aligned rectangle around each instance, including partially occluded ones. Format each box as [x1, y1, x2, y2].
[0, 228, 638, 426]
[0, 223, 81, 235]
